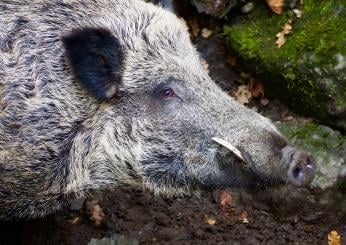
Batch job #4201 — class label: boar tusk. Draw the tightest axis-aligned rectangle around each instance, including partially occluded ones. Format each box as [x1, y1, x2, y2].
[212, 137, 247, 163]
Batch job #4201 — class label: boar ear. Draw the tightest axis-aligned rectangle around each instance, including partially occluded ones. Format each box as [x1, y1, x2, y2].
[63, 28, 124, 100]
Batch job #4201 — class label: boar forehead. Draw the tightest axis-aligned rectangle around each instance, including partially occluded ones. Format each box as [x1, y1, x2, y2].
[118, 18, 209, 93]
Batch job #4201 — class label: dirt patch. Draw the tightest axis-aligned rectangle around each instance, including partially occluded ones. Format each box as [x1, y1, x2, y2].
[3, 187, 344, 245]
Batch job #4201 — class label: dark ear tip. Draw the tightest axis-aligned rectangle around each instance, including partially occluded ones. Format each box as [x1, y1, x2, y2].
[61, 29, 85, 48]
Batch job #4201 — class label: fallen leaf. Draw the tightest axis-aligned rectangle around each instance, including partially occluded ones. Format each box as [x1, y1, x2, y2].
[231, 85, 252, 105]
[260, 98, 270, 106]
[205, 214, 216, 225]
[241, 2, 255, 14]
[218, 189, 235, 217]
[328, 230, 341, 245]
[275, 32, 285, 48]
[220, 190, 232, 209]
[275, 20, 292, 48]
[239, 211, 249, 223]
[86, 200, 105, 226]
[266, 0, 284, 14]
[91, 204, 104, 225]
[201, 28, 213, 38]
[293, 9, 303, 18]
[249, 79, 264, 98]
[226, 56, 237, 66]
[283, 20, 292, 34]
[187, 18, 200, 37]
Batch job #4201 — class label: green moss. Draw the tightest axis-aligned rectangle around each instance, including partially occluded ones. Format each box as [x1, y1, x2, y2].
[224, 0, 346, 129]
[277, 122, 345, 150]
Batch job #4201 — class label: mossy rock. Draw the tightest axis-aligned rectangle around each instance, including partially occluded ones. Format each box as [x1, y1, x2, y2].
[224, 0, 346, 130]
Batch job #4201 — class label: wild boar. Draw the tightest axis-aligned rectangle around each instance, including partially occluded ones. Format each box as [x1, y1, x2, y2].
[0, 0, 315, 220]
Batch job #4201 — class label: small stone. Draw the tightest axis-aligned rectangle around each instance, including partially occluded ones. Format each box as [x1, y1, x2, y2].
[260, 98, 270, 106]
[69, 198, 85, 211]
[241, 2, 254, 14]
[201, 28, 213, 38]
[88, 234, 139, 245]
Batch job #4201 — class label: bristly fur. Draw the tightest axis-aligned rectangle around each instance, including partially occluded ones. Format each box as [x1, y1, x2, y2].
[0, 0, 292, 221]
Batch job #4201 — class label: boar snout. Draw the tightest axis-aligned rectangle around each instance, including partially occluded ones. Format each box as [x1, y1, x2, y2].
[282, 145, 315, 187]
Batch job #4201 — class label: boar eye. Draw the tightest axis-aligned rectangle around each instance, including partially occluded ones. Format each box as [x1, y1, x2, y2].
[160, 87, 176, 99]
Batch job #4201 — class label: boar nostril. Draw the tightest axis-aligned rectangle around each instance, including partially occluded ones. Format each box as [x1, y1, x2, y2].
[292, 165, 303, 179]
[287, 150, 315, 187]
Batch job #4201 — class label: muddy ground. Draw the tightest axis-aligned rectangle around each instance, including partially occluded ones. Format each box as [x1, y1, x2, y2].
[1, 2, 345, 245]
[2, 187, 345, 244]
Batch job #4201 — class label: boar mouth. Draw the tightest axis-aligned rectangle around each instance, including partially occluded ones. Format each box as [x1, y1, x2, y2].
[212, 137, 284, 189]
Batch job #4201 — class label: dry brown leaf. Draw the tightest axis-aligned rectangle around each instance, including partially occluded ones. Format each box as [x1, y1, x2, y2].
[218, 189, 235, 216]
[266, 0, 284, 14]
[226, 56, 237, 66]
[283, 20, 293, 34]
[201, 28, 213, 38]
[328, 230, 341, 245]
[249, 80, 264, 98]
[205, 214, 216, 225]
[239, 211, 249, 223]
[275, 32, 286, 48]
[188, 18, 200, 37]
[86, 200, 105, 226]
[275, 20, 292, 48]
[220, 190, 232, 209]
[231, 85, 252, 105]
[260, 98, 270, 106]
[90, 204, 104, 225]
